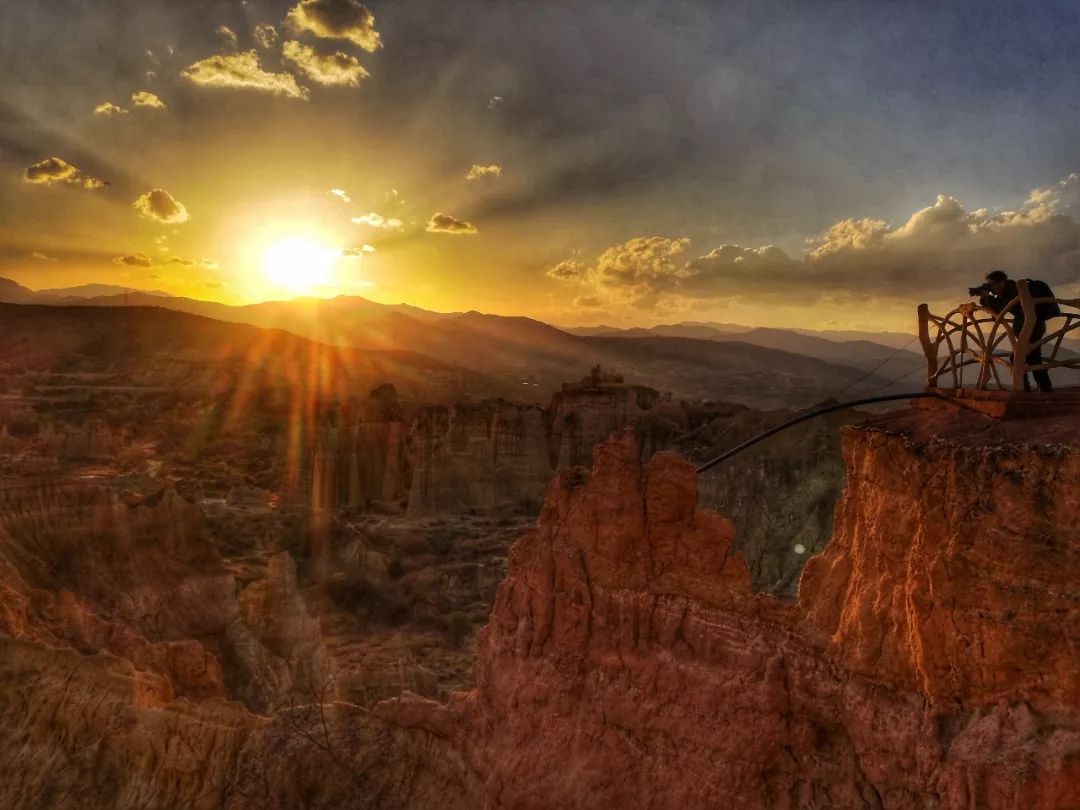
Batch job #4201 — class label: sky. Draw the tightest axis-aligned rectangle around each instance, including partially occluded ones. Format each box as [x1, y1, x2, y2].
[2, 0, 1080, 331]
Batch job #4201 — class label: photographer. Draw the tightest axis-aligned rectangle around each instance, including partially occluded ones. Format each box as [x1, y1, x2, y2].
[973, 270, 1060, 393]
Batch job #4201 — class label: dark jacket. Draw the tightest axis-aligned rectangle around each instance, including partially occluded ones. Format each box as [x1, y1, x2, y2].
[981, 278, 1061, 327]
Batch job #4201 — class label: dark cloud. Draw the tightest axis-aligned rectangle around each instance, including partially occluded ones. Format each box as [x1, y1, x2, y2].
[112, 253, 153, 267]
[255, 24, 280, 49]
[22, 157, 108, 190]
[426, 212, 477, 235]
[216, 25, 239, 50]
[547, 258, 588, 281]
[133, 189, 190, 224]
[286, 0, 381, 51]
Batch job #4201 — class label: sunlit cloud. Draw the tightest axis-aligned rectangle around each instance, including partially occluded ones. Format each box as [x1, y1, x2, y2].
[131, 90, 166, 109]
[341, 245, 375, 257]
[282, 40, 368, 87]
[487, 95, 503, 109]
[133, 189, 190, 224]
[94, 101, 128, 117]
[22, 157, 108, 190]
[112, 253, 154, 267]
[466, 163, 502, 181]
[254, 23, 280, 49]
[551, 173, 1080, 310]
[181, 51, 309, 99]
[31, 251, 59, 262]
[426, 212, 478, 235]
[285, 0, 381, 51]
[547, 258, 588, 281]
[216, 24, 239, 50]
[330, 188, 351, 202]
[352, 212, 402, 229]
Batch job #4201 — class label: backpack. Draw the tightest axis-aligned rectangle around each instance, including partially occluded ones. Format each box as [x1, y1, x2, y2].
[1025, 279, 1063, 319]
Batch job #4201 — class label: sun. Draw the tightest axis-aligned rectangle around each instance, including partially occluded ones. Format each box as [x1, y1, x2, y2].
[261, 236, 337, 295]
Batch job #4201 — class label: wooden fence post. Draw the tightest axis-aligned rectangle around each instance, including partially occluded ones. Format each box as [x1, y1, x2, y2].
[1013, 280, 1035, 391]
[917, 303, 937, 387]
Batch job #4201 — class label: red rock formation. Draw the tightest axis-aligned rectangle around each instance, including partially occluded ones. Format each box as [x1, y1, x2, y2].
[380, 415, 1080, 809]
[2, 408, 1078, 809]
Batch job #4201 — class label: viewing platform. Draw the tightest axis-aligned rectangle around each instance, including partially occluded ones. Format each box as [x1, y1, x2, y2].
[918, 279, 1080, 418]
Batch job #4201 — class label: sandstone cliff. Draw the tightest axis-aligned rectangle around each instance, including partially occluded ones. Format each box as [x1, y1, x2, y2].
[3, 407, 1077, 809]
[381, 414, 1080, 809]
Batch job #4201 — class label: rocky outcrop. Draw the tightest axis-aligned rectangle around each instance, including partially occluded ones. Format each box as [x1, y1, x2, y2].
[406, 401, 552, 516]
[697, 405, 854, 595]
[380, 415, 1080, 809]
[5, 407, 1076, 809]
[0, 482, 329, 713]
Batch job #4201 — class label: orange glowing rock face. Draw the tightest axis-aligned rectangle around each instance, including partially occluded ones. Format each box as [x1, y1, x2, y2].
[378, 416, 1080, 810]
[1, 411, 1078, 809]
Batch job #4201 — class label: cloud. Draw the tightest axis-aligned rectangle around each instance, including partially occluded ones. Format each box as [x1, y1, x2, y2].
[587, 237, 690, 307]
[22, 157, 108, 190]
[112, 253, 154, 267]
[352, 212, 403, 229]
[167, 257, 197, 266]
[466, 163, 502, 181]
[131, 90, 165, 109]
[1023, 173, 1080, 219]
[201, 259, 220, 269]
[341, 245, 375, 257]
[552, 176, 1080, 311]
[426, 212, 478, 235]
[573, 295, 604, 309]
[285, 0, 381, 51]
[94, 102, 128, 117]
[217, 25, 239, 49]
[330, 188, 351, 202]
[133, 189, 190, 224]
[30, 251, 58, 262]
[181, 51, 308, 99]
[547, 258, 588, 281]
[487, 95, 504, 109]
[281, 40, 369, 87]
[254, 24, 280, 49]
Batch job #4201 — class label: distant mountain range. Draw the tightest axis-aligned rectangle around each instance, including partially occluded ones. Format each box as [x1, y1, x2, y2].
[15, 277, 1070, 407]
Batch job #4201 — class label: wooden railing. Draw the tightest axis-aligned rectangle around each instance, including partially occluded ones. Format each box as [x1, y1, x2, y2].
[918, 280, 1080, 390]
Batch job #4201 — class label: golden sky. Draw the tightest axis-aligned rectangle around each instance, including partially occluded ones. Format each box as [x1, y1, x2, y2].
[2, 0, 1080, 333]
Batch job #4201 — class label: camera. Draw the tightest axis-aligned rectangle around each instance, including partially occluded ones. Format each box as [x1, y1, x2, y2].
[969, 284, 990, 296]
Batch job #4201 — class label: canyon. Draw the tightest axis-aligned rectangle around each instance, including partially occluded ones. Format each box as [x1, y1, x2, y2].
[1, 403, 1076, 808]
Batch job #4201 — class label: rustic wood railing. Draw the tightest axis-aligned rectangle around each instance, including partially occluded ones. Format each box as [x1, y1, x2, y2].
[918, 280, 1080, 390]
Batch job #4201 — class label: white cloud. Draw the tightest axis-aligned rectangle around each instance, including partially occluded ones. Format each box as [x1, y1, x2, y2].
[352, 212, 403, 229]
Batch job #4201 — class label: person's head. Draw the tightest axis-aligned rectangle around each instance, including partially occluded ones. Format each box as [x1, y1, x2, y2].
[986, 269, 1009, 296]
